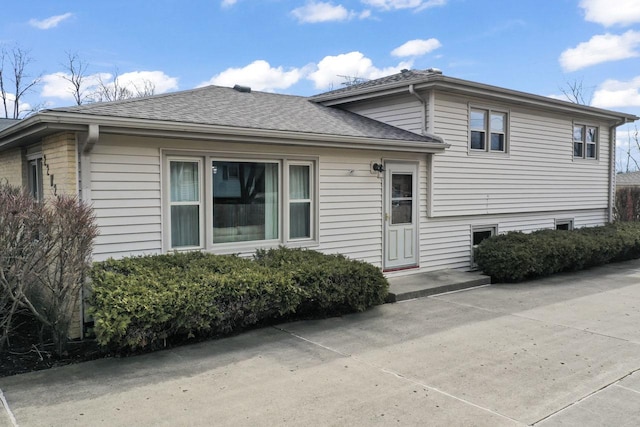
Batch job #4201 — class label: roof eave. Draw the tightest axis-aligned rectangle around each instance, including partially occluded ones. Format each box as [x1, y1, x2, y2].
[0, 111, 449, 154]
[312, 75, 639, 123]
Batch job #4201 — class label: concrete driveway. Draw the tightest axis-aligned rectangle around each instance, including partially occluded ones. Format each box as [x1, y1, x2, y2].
[2, 260, 640, 427]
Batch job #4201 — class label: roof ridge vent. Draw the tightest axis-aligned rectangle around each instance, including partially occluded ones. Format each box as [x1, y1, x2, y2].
[233, 84, 252, 93]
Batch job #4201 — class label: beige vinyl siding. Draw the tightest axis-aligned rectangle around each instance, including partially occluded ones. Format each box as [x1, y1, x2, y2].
[316, 154, 383, 266]
[89, 142, 162, 261]
[87, 134, 401, 264]
[417, 208, 609, 272]
[0, 147, 24, 187]
[431, 93, 611, 217]
[342, 95, 424, 134]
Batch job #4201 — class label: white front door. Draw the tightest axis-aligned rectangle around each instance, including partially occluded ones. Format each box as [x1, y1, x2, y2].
[384, 162, 418, 270]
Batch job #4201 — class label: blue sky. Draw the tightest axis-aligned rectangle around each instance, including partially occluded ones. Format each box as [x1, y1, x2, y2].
[2, 1, 640, 133]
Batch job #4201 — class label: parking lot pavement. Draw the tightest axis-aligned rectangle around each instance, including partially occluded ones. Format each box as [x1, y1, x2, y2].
[2, 259, 640, 426]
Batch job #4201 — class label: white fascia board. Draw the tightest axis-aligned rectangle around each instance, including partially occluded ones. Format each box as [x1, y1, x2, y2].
[314, 76, 638, 123]
[21, 111, 450, 154]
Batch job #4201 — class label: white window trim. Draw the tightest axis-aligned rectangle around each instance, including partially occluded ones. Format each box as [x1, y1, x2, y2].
[572, 123, 599, 161]
[471, 224, 498, 269]
[166, 157, 205, 251]
[285, 160, 316, 243]
[163, 151, 319, 253]
[468, 105, 510, 155]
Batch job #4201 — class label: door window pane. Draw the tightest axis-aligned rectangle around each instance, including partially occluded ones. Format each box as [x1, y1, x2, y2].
[392, 174, 412, 198]
[212, 161, 279, 243]
[392, 200, 412, 224]
[391, 173, 412, 225]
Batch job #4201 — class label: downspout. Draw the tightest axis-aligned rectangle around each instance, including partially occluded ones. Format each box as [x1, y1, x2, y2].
[409, 84, 428, 135]
[409, 84, 436, 217]
[77, 123, 99, 340]
[609, 118, 629, 223]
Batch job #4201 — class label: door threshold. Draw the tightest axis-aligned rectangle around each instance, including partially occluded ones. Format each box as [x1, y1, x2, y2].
[383, 265, 419, 273]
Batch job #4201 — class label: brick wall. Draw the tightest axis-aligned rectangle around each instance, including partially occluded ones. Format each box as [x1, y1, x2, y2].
[42, 132, 78, 198]
[0, 146, 25, 187]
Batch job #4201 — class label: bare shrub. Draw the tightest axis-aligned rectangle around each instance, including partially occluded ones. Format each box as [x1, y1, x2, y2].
[0, 181, 98, 355]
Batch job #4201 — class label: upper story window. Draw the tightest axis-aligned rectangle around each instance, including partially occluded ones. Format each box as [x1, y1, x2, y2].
[470, 108, 508, 153]
[573, 125, 597, 159]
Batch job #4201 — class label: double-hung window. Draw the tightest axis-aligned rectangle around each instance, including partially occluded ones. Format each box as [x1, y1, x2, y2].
[289, 163, 312, 240]
[470, 108, 507, 153]
[573, 124, 597, 159]
[169, 159, 202, 248]
[166, 155, 316, 251]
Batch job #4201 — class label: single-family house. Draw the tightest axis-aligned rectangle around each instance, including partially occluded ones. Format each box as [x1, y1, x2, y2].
[0, 69, 637, 275]
[616, 171, 640, 189]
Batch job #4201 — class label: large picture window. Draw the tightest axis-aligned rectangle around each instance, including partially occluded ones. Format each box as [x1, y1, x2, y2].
[470, 108, 508, 153]
[166, 155, 316, 251]
[212, 161, 279, 243]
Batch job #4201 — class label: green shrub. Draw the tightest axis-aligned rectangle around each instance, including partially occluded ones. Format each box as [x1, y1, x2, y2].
[89, 254, 301, 350]
[89, 249, 388, 351]
[254, 247, 389, 314]
[475, 222, 640, 282]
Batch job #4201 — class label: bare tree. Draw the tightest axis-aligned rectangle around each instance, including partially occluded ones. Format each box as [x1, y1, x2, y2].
[339, 74, 369, 87]
[90, 68, 156, 102]
[0, 45, 42, 118]
[560, 78, 593, 105]
[61, 52, 90, 106]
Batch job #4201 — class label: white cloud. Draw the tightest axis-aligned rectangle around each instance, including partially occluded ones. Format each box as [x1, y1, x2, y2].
[29, 13, 73, 30]
[0, 92, 32, 118]
[200, 60, 304, 91]
[361, 0, 446, 12]
[391, 38, 441, 57]
[580, 0, 640, 27]
[221, 0, 237, 8]
[41, 71, 110, 101]
[592, 76, 640, 108]
[559, 30, 640, 72]
[115, 71, 179, 94]
[41, 70, 178, 103]
[307, 51, 412, 89]
[291, 2, 362, 23]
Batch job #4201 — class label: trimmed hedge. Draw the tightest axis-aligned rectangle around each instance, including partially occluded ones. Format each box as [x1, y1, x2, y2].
[474, 222, 640, 282]
[89, 249, 387, 350]
[254, 247, 389, 314]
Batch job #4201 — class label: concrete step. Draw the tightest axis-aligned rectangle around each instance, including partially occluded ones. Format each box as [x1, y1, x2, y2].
[386, 269, 491, 303]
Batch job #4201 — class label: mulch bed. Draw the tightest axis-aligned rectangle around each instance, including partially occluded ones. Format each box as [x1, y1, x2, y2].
[0, 317, 108, 378]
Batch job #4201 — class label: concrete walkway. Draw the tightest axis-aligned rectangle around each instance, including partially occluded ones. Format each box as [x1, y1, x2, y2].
[2, 260, 640, 426]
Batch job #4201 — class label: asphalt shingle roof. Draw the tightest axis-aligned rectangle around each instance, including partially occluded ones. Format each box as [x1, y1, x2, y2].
[46, 85, 439, 143]
[311, 69, 437, 99]
[617, 171, 640, 187]
[0, 118, 19, 131]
